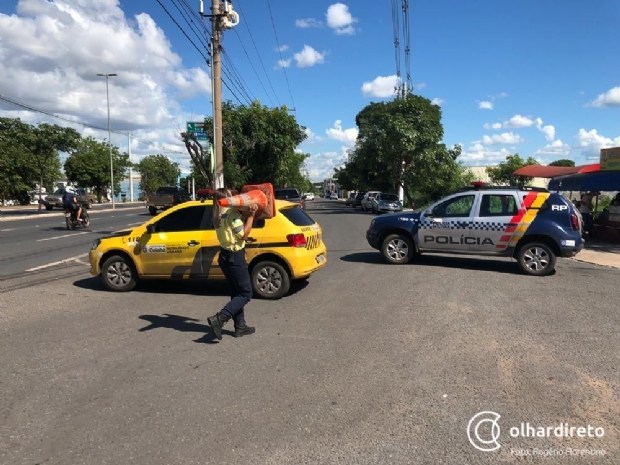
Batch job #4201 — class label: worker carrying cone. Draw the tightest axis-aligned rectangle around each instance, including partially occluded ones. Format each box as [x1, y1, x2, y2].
[216, 182, 276, 219]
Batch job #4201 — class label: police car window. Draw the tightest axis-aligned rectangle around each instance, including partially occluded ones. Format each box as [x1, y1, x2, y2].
[479, 195, 518, 217]
[434, 195, 475, 217]
[156, 206, 210, 232]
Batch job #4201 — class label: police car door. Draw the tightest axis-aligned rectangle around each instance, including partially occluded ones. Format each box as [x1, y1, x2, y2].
[419, 193, 477, 252]
[469, 192, 519, 253]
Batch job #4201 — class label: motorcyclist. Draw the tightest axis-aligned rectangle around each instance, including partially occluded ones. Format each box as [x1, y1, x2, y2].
[62, 186, 82, 223]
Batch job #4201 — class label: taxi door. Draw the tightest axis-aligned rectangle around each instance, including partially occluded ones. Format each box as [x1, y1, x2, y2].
[469, 192, 520, 253]
[139, 205, 209, 278]
[418, 193, 477, 252]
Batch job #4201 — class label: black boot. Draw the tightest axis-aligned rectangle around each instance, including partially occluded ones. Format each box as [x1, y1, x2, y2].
[234, 322, 256, 338]
[207, 312, 230, 340]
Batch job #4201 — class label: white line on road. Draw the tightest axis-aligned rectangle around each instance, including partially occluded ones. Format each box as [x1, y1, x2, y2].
[126, 222, 144, 226]
[37, 231, 91, 242]
[25, 253, 89, 272]
[0, 228, 16, 232]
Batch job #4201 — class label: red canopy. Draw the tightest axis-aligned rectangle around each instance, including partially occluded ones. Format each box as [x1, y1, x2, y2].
[513, 163, 600, 178]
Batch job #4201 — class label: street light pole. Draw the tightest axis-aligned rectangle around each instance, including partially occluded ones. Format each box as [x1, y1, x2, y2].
[97, 73, 117, 209]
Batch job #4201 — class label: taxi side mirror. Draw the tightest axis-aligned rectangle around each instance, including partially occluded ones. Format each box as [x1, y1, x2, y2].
[146, 223, 157, 234]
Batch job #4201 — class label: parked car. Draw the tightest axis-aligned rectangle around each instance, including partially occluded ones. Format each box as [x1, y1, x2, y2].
[330, 192, 338, 200]
[352, 192, 366, 208]
[345, 193, 356, 205]
[302, 192, 315, 201]
[89, 199, 327, 299]
[371, 193, 403, 213]
[40, 187, 99, 210]
[361, 191, 381, 211]
[146, 186, 192, 215]
[275, 187, 305, 209]
[366, 183, 584, 276]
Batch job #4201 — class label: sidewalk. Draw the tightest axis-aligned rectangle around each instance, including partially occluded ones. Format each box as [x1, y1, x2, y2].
[571, 239, 620, 269]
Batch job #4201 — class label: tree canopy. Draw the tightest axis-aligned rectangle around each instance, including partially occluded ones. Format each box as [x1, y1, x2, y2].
[63, 136, 132, 201]
[135, 154, 181, 194]
[548, 159, 575, 167]
[485, 153, 538, 186]
[200, 100, 311, 190]
[0, 117, 81, 208]
[333, 94, 474, 208]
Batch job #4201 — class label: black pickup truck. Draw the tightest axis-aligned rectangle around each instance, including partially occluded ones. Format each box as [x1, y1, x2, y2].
[146, 186, 192, 215]
[274, 187, 305, 210]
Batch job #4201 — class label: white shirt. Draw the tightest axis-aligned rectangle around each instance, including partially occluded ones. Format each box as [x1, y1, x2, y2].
[579, 195, 592, 214]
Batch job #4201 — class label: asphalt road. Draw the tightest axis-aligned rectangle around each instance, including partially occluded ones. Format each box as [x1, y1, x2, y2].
[1, 199, 619, 464]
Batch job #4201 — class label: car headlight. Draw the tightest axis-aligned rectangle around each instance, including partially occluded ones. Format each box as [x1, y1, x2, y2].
[370, 219, 376, 228]
[91, 239, 101, 250]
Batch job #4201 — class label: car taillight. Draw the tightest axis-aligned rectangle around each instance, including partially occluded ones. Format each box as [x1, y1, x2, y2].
[287, 233, 307, 247]
[570, 213, 579, 230]
[171, 195, 175, 203]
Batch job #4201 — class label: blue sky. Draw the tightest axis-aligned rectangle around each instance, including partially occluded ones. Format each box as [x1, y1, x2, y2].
[1, 0, 619, 181]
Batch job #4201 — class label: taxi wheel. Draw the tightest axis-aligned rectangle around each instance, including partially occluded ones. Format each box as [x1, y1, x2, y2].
[101, 255, 137, 292]
[516, 242, 556, 276]
[251, 260, 290, 299]
[381, 233, 414, 264]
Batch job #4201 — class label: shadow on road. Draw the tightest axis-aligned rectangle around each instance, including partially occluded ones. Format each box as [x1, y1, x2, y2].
[73, 275, 310, 297]
[137, 313, 231, 344]
[339, 251, 547, 276]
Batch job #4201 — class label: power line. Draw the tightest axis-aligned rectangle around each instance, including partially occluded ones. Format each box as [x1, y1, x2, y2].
[265, 0, 296, 111]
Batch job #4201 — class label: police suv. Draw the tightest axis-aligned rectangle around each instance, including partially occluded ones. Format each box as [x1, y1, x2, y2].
[365, 182, 584, 276]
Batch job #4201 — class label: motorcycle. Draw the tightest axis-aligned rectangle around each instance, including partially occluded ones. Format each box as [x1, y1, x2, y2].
[64, 202, 90, 230]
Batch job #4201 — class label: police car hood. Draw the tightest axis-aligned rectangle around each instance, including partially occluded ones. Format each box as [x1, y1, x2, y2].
[375, 210, 420, 225]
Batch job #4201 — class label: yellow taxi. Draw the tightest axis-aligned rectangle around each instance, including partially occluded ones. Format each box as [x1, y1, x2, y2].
[88, 199, 327, 299]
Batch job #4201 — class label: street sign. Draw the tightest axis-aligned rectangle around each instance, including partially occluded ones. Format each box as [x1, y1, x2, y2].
[186, 121, 209, 141]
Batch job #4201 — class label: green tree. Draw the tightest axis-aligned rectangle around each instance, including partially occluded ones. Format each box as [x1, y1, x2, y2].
[135, 154, 181, 195]
[334, 94, 473, 207]
[64, 136, 132, 202]
[202, 100, 308, 188]
[0, 137, 40, 205]
[548, 159, 575, 167]
[485, 153, 539, 186]
[0, 118, 81, 210]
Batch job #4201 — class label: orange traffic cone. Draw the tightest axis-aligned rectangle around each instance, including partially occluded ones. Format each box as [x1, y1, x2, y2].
[217, 189, 268, 211]
[241, 183, 275, 219]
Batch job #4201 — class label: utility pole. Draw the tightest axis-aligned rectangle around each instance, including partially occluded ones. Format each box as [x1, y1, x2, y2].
[200, 0, 240, 190]
[128, 132, 134, 202]
[97, 73, 117, 209]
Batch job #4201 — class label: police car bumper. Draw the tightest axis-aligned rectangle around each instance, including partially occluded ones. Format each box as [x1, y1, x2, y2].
[559, 241, 584, 258]
[366, 228, 380, 249]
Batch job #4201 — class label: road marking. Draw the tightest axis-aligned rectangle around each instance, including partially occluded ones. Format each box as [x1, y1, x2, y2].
[25, 253, 89, 272]
[74, 259, 91, 266]
[126, 222, 143, 226]
[37, 231, 91, 242]
[0, 228, 16, 232]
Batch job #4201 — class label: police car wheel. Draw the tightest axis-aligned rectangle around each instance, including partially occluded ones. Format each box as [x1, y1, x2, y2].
[381, 234, 414, 264]
[517, 242, 556, 276]
[101, 255, 137, 292]
[251, 260, 290, 299]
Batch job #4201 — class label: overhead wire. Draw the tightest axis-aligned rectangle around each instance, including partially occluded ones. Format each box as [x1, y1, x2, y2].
[264, 0, 296, 111]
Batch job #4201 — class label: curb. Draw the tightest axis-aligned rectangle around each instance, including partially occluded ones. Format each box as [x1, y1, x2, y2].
[569, 257, 620, 270]
[0, 205, 146, 222]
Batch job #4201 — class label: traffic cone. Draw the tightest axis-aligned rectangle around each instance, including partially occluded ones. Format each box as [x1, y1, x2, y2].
[217, 189, 268, 211]
[241, 183, 275, 219]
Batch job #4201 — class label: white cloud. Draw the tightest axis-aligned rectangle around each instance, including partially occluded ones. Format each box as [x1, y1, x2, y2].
[415, 82, 426, 90]
[305, 146, 350, 181]
[277, 59, 291, 68]
[533, 140, 571, 156]
[575, 129, 620, 158]
[276, 45, 289, 52]
[293, 45, 325, 67]
[361, 75, 399, 98]
[326, 3, 358, 35]
[488, 92, 508, 100]
[295, 18, 323, 28]
[586, 86, 620, 108]
[503, 115, 535, 128]
[431, 98, 444, 106]
[479, 132, 524, 146]
[483, 122, 502, 130]
[302, 127, 323, 144]
[325, 120, 358, 146]
[0, 0, 206, 157]
[535, 118, 555, 141]
[461, 143, 511, 164]
[478, 101, 493, 110]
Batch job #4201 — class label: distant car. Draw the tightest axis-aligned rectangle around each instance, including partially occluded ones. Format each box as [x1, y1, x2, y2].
[345, 193, 356, 205]
[352, 192, 365, 208]
[361, 191, 381, 211]
[275, 187, 305, 210]
[330, 193, 338, 200]
[303, 192, 315, 201]
[371, 193, 403, 213]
